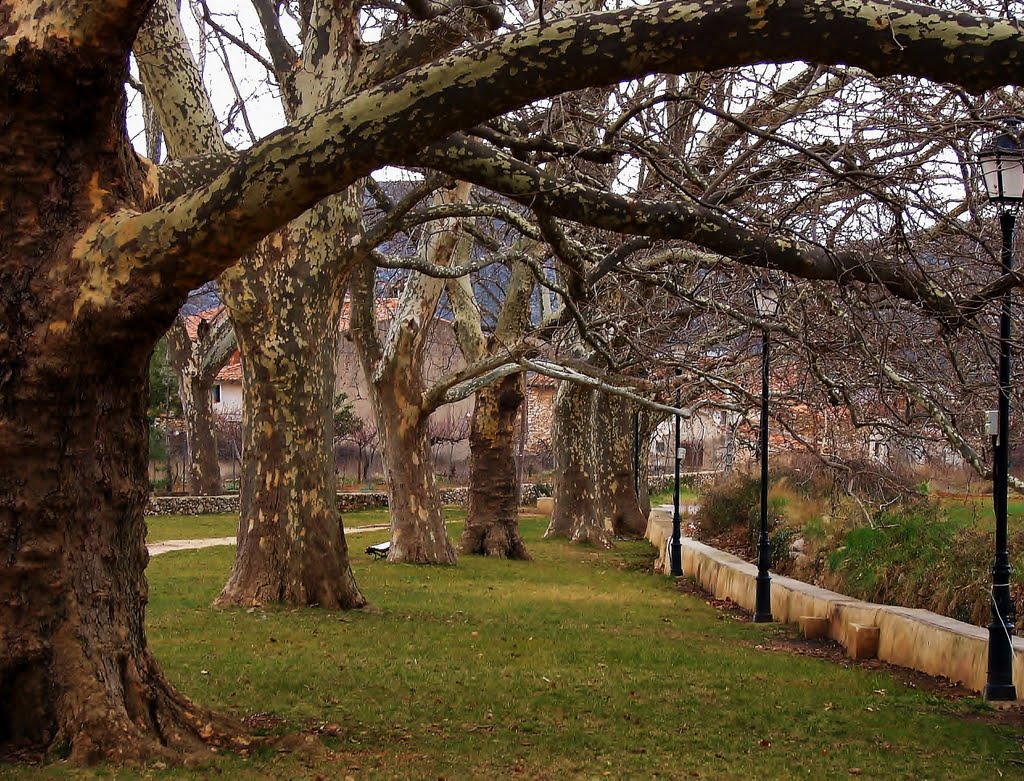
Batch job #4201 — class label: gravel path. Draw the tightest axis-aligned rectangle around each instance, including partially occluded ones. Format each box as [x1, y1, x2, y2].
[148, 524, 391, 557]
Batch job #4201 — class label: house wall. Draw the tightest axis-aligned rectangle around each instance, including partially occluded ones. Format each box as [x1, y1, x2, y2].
[212, 382, 243, 416]
[649, 410, 725, 473]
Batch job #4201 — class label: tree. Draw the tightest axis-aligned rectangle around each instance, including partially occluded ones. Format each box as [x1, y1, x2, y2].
[164, 306, 235, 494]
[4, 0, 1024, 762]
[342, 418, 381, 483]
[136, 0, 368, 609]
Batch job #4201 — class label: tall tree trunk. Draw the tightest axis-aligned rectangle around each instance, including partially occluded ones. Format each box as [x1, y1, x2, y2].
[165, 320, 222, 495]
[374, 373, 456, 564]
[545, 382, 612, 547]
[0, 42, 236, 756]
[138, 0, 367, 607]
[216, 248, 365, 608]
[596, 393, 648, 537]
[460, 373, 531, 559]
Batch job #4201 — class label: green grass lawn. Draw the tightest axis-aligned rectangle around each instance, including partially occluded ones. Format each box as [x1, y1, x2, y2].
[940, 496, 1024, 530]
[145, 507, 468, 543]
[15, 518, 1023, 779]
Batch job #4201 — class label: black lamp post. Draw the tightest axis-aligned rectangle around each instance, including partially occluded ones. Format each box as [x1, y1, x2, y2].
[670, 367, 683, 576]
[978, 117, 1024, 701]
[752, 278, 782, 623]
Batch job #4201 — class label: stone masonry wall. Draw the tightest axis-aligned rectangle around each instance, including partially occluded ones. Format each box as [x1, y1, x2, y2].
[148, 483, 544, 516]
[146, 475, 714, 516]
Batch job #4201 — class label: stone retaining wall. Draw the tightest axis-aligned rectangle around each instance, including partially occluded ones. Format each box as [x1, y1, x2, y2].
[148, 483, 543, 516]
[646, 510, 1024, 700]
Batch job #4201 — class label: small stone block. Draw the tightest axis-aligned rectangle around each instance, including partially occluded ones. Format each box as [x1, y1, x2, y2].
[798, 615, 829, 640]
[847, 623, 880, 660]
[536, 496, 554, 514]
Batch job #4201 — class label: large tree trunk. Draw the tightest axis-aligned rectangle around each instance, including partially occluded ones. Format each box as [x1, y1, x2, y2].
[1, 366, 237, 761]
[216, 255, 365, 608]
[374, 373, 457, 564]
[0, 36, 236, 757]
[165, 320, 222, 495]
[596, 393, 648, 537]
[460, 373, 531, 559]
[545, 382, 612, 547]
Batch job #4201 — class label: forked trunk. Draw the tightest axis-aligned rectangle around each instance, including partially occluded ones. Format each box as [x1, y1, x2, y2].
[545, 382, 612, 547]
[596, 393, 647, 537]
[216, 303, 365, 608]
[461, 373, 531, 559]
[375, 379, 456, 564]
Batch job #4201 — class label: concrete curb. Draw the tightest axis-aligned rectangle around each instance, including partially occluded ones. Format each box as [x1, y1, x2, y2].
[646, 511, 1024, 700]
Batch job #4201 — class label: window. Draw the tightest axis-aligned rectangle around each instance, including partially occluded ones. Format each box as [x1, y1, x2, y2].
[212, 384, 222, 404]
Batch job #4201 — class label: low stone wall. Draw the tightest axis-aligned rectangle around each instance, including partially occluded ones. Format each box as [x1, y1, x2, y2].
[148, 483, 544, 516]
[145, 495, 241, 516]
[646, 510, 1024, 700]
[338, 493, 389, 512]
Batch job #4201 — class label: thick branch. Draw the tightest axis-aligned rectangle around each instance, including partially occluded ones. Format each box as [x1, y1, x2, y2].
[415, 135, 969, 316]
[74, 0, 1024, 315]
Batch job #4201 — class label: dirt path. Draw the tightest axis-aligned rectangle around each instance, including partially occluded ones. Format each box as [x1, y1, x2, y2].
[147, 524, 391, 557]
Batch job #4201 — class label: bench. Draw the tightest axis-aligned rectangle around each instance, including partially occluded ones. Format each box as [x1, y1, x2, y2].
[365, 541, 390, 560]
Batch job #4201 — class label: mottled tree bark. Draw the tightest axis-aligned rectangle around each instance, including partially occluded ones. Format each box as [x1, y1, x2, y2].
[216, 273, 366, 606]
[138, 0, 366, 607]
[0, 17, 239, 758]
[595, 393, 648, 538]
[545, 382, 612, 547]
[374, 367, 457, 564]
[352, 184, 473, 565]
[460, 373, 531, 559]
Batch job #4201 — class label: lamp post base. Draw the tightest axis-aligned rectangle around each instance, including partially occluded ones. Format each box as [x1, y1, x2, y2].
[669, 539, 683, 577]
[753, 572, 772, 623]
[984, 683, 1017, 702]
[984, 620, 1017, 701]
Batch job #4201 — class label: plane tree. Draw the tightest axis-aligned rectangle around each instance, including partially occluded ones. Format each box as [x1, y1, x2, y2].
[3, 0, 1024, 763]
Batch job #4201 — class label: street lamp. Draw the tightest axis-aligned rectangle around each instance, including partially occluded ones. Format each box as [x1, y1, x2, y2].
[978, 116, 1024, 701]
[670, 367, 684, 576]
[752, 276, 782, 623]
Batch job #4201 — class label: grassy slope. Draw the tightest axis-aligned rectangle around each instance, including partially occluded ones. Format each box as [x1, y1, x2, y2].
[12, 518, 1022, 779]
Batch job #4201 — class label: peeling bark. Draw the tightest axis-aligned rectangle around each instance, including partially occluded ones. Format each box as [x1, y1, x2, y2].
[373, 372, 457, 565]
[460, 373, 531, 559]
[352, 184, 474, 565]
[138, 0, 366, 607]
[216, 281, 365, 607]
[545, 382, 612, 547]
[595, 393, 648, 538]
